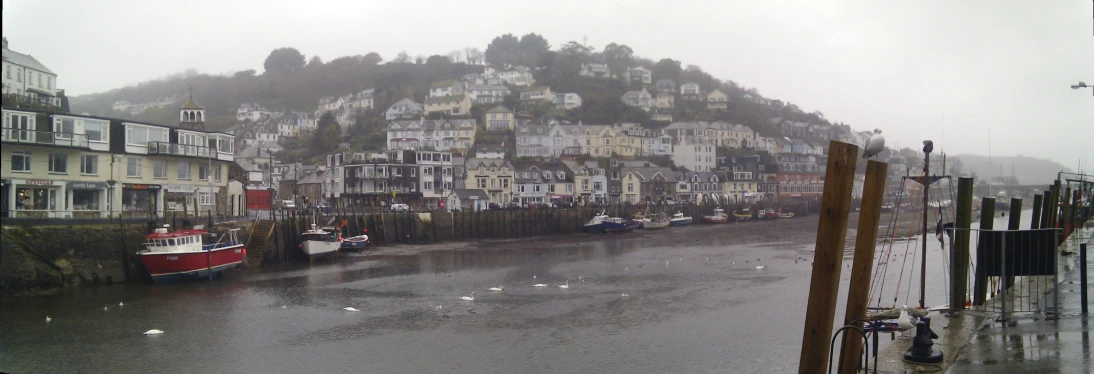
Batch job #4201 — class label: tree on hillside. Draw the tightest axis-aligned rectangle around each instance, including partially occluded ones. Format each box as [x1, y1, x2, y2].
[463, 47, 483, 65]
[307, 56, 323, 68]
[426, 55, 451, 67]
[559, 41, 595, 62]
[447, 50, 463, 63]
[363, 52, 383, 65]
[603, 43, 634, 74]
[518, 33, 551, 66]
[393, 51, 411, 64]
[652, 58, 682, 82]
[485, 33, 520, 66]
[313, 112, 340, 151]
[264, 47, 306, 74]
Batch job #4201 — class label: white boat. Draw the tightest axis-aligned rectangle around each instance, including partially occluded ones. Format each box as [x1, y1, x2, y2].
[640, 212, 671, 229]
[300, 224, 341, 262]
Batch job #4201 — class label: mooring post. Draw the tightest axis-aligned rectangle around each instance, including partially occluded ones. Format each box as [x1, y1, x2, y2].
[1006, 198, 1022, 289]
[973, 197, 996, 306]
[1031, 194, 1044, 229]
[1081, 243, 1088, 315]
[837, 160, 887, 374]
[798, 141, 859, 374]
[952, 177, 974, 311]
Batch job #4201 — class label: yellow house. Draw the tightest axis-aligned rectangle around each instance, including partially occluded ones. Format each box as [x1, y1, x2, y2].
[577, 125, 612, 157]
[621, 171, 643, 203]
[424, 94, 472, 116]
[483, 105, 515, 131]
[466, 158, 513, 203]
[707, 89, 728, 110]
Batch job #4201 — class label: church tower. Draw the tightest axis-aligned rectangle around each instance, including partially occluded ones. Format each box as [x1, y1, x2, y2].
[179, 85, 205, 131]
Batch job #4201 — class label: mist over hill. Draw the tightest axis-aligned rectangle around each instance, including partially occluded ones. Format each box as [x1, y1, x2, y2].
[952, 154, 1074, 185]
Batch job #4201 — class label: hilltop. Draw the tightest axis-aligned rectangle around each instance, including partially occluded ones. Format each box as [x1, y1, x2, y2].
[70, 33, 837, 139]
[951, 154, 1074, 185]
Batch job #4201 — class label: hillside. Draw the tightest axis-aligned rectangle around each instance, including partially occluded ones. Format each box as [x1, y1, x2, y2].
[70, 33, 835, 136]
[952, 154, 1073, 185]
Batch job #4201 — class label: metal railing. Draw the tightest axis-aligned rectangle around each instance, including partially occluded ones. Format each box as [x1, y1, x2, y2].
[1, 127, 91, 148]
[950, 227, 1063, 321]
[147, 141, 212, 158]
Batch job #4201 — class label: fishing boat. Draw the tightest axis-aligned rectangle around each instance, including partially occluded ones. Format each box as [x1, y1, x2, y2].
[605, 219, 641, 234]
[340, 230, 370, 253]
[702, 208, 729, 224]
[632, 212, 647, 229]
[778, 211, 795, 219]
[733, 210, 753, 221]
[640, 212, 671, 230]
[669, 212, 693, 226]
[300, 224, 341, 261]
[764, 208, 779, 220]
[583, 212, 616, 233]
[137, 225, 246, 283]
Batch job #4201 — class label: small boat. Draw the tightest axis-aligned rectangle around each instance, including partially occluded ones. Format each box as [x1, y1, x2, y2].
[300, 224, 341, 262]
[779, 211, 795, 219]
[606, 219, 640, 234]
[733, 211, 753, 221]
[764, 208, 779, 220]
[669, 212, 693, 226]
[640, 212, 671, 230]
[632, 212, 646, 229]
[702, 208, 729, 224]
[340, 232, 370, 253]
[137, 225, 246, 283]
[583, 212, 614, 233]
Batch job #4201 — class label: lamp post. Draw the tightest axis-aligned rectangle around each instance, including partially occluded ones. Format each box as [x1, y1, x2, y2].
[1072, 81, 1091, 95]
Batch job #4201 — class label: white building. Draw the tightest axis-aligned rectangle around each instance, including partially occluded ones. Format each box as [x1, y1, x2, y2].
[465, 84, 510, 104]
[345, 89, 375, 110]
[580, 63, 610, 78]
[236, 103, 270, 122]
[385, 118, 477, 152]
[553, 93, 582, 110]
[416, 150, 455, 210]
[515, 123, 550, 157]
[672, 136, 716, 172]
[625, 67, 652, 85]
[385, 98, 424, 120]
[621, 89, 653, 112]
[494, 66, 535, 86]
[2, 38, 61, 107]
[429, 80, 464, 98]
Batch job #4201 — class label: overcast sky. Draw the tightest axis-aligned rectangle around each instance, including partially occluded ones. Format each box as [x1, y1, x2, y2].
[3, 0, 1092, 167]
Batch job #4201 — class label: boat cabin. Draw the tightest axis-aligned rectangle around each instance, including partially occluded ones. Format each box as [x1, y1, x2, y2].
[144, 226, 207, 253]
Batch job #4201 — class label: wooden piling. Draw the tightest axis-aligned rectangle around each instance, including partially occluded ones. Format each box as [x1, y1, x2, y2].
[798, 141, 859, 374]
[951, 177, 974, 312]
[973, 197, 995, 306]
[1005, 198, 1022, 288]
[1060, 187, 1072, 236]
[1031, 194, 1043, 229]
[837, 160, 887, 374]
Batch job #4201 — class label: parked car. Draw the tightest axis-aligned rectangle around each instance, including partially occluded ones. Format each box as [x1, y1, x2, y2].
[281, 200, 297, 211]
[390, 203, 411, 213]
[316, 204, 333, 214]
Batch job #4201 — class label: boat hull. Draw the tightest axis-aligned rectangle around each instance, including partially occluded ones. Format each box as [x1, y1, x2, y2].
[302, 241, 341, 261]
[733, 214, 753, 221]
[340, 236, 369, 253]
[669, 218, 692, 226]
[605, 227, 633, 234]
[138, 245, 246, 283]
[641, 219, 670, 229]
[702, 215, 728, 224]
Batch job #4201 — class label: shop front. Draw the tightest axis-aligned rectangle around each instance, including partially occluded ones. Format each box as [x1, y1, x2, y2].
[121, 183, 161, 216]
[165, 184, 198, 212]
[10, 179, 64, 218]
[67, 181, 107, 218]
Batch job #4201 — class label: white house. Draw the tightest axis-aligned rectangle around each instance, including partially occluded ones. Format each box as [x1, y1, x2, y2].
[465, 84, 510, 104]
[345, 89, 375, 110]
[680, 82, 701, 95]
[2, 38, 61, 107]
[672, 136, 716, 172]
[515, 123, 550, 157]
[236, 103, 270, 122]
[553, 93, 582, 110]
[496, 66, 535, 86]
[580, 63, 610, 78]
[625, 67, 652, 85]
[429, 80, 464, 98]
[386, 118, 477, 152]
[385, 98, 424, 120]
[621, 89, 653, 112]
[318, 96, 345, 112]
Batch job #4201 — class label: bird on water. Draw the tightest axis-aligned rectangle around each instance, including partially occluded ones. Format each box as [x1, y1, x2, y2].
[862, 129, 885, 159]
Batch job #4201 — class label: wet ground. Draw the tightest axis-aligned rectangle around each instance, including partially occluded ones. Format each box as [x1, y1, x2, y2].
[0, 213, 975, 373]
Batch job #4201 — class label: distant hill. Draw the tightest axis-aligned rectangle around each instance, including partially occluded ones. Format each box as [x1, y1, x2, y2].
[952, 154, 1072, 185]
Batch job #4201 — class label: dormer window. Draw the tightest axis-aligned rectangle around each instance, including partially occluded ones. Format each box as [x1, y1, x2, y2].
[543, 172, 552, 180]
[558, 172, 565, 179]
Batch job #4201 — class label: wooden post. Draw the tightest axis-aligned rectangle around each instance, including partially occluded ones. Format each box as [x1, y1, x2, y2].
[837, 160, 886, 374]
[1005, 198, 1022, 289]
[1031, 194, 1043, 229]
[952, 177, 974, 311]
[1060, 187, 1072, 236]
[973, 197, 996, 306]
[798, 141, 859, 374]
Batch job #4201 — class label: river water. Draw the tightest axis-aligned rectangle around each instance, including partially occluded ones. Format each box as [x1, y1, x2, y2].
[0, 212, 1030, 373]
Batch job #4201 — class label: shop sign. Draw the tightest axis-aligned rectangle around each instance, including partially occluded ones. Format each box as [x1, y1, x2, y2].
[67, 182, 107, 189]
[166, 184, 198, 193]
[124, 183, 162, 190]
[25, 179, 57, 186]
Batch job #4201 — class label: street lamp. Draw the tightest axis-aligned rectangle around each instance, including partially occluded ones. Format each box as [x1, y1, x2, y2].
[1070, 81, 1088, 89]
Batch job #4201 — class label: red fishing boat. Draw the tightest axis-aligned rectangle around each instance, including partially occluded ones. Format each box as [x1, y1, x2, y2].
[137, 225, 246, 283]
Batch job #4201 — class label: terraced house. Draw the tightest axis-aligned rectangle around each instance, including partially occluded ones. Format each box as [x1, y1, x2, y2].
[2, 97, 236, 218]
[424, 94, 471, 116]
[385, 118, 477, 152]
[466, 158, 513, 204]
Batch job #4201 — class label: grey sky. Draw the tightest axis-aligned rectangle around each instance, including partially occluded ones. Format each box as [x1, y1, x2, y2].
[3, 0, 1092, 167]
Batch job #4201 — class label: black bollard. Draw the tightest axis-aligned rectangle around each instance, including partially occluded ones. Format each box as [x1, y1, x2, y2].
[904, 317, 943, 363]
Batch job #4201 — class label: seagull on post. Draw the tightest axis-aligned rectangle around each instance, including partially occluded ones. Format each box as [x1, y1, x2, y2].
[862, 129, 885, 159]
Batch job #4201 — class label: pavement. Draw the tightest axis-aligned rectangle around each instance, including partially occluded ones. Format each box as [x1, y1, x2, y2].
[870, 222, 1092, 374]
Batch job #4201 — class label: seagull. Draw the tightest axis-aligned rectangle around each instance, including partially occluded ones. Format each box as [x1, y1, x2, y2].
[621, 293, 630, 297]
[118, 302, 124, 307]
[467, 308, 477, 315]
[559, 280, 569, 289]
[45, 316, 51, 323]
[862, 129, 885, 159]
[665, 261, 669, 267]
[461, 292, 476, 301]
[281, 305, 287, 309]
[143, 329, 165, 335]
[578, 276, 585, 283]
[755, 265, 766, 270]
[488, 286, 503, 291]
[706, 257, 710, 261]
[103, 306, 108, 311]
[897, 306, 916, 339]
[436, 305, 443, 310]
[343, 307, 360, 312]
[533, 282, 547, 287]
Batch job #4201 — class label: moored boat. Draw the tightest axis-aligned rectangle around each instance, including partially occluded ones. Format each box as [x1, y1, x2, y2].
[640, 212, 671, 230]
[779, 211, 795, 219]
[300, 224, 341, 261]
[606, 219, 641, 234]
[702, 208, 729, 224]
[340, 232, 370, 253]
[733, 211, 753, 221]
[137, 225, 246, 283]
[583, 212, 613, 233]
[669, 212, 693, 226]
[765, 208, 779, 220]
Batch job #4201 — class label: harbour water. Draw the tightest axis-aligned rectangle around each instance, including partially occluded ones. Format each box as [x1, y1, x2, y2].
[0, 212, 1029, 373]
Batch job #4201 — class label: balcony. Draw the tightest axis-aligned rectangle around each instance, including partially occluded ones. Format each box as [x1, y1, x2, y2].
[2, 93, 61, 111]
[2, 127, 90, 148]
[147, 141, 212, 158]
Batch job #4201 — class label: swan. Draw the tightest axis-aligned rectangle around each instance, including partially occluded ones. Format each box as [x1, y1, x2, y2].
[559, 280, 569, 289]
[755, 265, 766, 270]
[118, 302, 124, 307]
[281, 305, 287, 309]
[461, 292, 476, 301]
[45, 316, 51, 323]
[533, 283, 547, 287]
[488, 286, 503, 291]
[143, 329, 164, 335]
[103, 306, 108, 311]
[343, 307, 360, 312]
[621, 293, 629, 297]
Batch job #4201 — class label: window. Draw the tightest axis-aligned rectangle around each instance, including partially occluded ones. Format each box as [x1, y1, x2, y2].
[153, 160, 167, 178]
[54, 118, 75, 139]
[477, 178, 487, 189]
[80, 155, 98, 175]
[627, 183, 634, 192]
[548, 184, 555, 193]
[177, 162, 190, 179]
[533, 185, 541, 193]
[424, 182, 433, 190]
[47, 76, 52, 90]
[502, 179, 509, 189]
[565, 184, 572, 192]
[582, 180, 590, 190]
[518, 185, 525, 193]
[17, 68, 22, 82]
[11, 150, 31, 172]
[199, 192, 214, 206]
[84, 120, 106, 142]
[46, 153, 67, 173]
[127, 158, 142, 177]
[412, 168, 418, 177]
[214, 165, 222, 181]
[218, 137, 232, 153]
[127, 125, 167, 145]
[199, 164, 209, 180]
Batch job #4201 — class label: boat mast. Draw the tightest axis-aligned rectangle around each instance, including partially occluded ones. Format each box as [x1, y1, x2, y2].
[921, 149, 929, 310]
